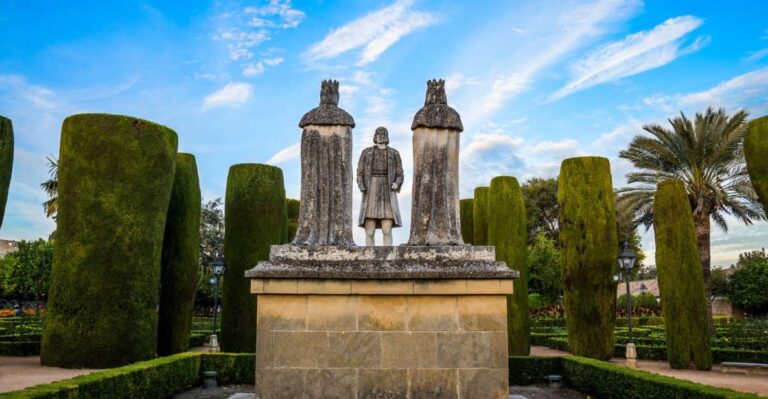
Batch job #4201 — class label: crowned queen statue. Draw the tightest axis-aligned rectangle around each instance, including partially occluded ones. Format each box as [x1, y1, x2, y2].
[356, 127, 404, 246]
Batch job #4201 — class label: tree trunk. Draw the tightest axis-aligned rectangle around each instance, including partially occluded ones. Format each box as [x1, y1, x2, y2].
[694, 213, 715, 335]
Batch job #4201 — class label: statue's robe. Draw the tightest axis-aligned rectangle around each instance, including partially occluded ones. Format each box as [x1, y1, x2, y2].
[356, 145, 404, 228]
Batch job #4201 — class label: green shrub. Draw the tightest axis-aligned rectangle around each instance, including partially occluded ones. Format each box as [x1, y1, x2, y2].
[654, 179, 712, 370]
[745, 115, 768, 211]
[284, 198, 300, 243]
[41, 114, 178, 368]
[158, 154, 201, 356]
[557, 157, 617, 360]
[460, 198, 474, 244]
[508, 356, 562, 385]
[0, 116, 12, 229]
[200, 353, 255, 385]
[562, 356, 762, 399]
[617, 293, 660, 309]
[0, 341, 39, 356]
[488, 176, 529, 355]
[728, 250, 768, 315]
[222, 164, 285, 352]
[472, 187, 489, 245]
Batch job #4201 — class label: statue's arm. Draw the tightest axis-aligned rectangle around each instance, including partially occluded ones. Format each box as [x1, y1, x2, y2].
[393, 150, 404, 192]
[356, 150, 367, 192]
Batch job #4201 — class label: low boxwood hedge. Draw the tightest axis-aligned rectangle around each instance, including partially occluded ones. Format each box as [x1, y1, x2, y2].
[0, 353, 200, 399]
[199, 353, 255, 385]
[0, 341, 39, 356]
[508, 356, 562, 385]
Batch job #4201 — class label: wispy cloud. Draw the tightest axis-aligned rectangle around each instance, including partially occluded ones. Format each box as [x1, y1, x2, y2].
[267, 142, 301, 164]
[550, 16, 705, 101]
[305, 0, 437, 66]
[244, 0, 305, 29]
[202, 82, 254, 110]
[744, 48, 768, 63]
[242, 56, 284, 77]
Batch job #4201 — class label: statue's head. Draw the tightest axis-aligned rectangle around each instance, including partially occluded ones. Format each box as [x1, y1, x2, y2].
[320, 79, 340, 106]
[374, 126, 389, 145]
[425, 79, 447, 105]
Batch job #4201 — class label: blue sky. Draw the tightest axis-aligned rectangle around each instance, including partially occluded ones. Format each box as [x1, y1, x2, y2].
[1, 0, 767, 265]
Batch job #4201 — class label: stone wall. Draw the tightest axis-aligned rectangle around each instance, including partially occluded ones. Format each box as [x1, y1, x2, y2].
[252, 279, 511, 398]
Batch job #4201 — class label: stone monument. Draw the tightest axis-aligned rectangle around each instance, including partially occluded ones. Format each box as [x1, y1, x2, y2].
[292, 80, 356, 246]
[247, 79, 517, 399]
[357, 126, 404, 246]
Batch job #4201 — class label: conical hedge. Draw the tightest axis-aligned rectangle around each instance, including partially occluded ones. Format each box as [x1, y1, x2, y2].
[488, 176, 529, 355]
[558, 157, 617, 360]
[41, 114, 178, 368]
[0, 116, 12, 229]
[222, 164, 285, 352]
[654, 179, 712, 370]
[473, 187, 489, 245]
[284, 198, 300, 244]
[746, 115, 768, 211]
[460, 198, 474, 244]
[157, 153, 201, 356]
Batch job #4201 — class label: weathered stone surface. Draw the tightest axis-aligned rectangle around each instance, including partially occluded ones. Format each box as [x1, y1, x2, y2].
[307, 295, 357, 331]
[407, 296, 458, 331]
[381, 332, 438, 367]
[298, 80, 355, 128]
[269, 244, 496, 262]
[489, 330, 509, 368]
[272, 331, 328, 367]
[411, 79, 463, 131]
[409, 369, 459, 399]
[358, 296, 407, 331]
[255, 330, 272, 367]
[414, 280, 467, 295]
[256, 295, 306, 330]
[305, 369, 356, 399]
[458, 295, 506, 331]
[458, 368, 508, 399]
[359, 369, 408, 399]
[328, 332, 381, 367]
[255, 368, 306, 399]
[437, 332, 491, 368]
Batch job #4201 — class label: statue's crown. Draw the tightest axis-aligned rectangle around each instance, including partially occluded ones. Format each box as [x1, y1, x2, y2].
[425, 79, 447, 105]
[320, 79, 340, 106]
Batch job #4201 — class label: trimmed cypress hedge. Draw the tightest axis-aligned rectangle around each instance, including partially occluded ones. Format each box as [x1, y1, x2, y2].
[460, 198, 474, 244]
[488, 176, 529, 355]
[0, 115, 13, 228]
[557, 157, 617, 360]
[0, 341, 39, 356]
[0, 352, 200, 399]
[472, 186, 489, 245]
[199, 352, 255, 385]
[157, 153, 201, 356]
[41, 114, 178, 368]
[746, 115, 768, 211]
[222, 164, 285, 352]
[284, 198, 300, 243]
[654, 179, 713, 370]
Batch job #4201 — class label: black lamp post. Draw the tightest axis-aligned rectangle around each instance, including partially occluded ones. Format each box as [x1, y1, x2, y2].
[210, 253, 225, 351]
[618, 241, 637, 367]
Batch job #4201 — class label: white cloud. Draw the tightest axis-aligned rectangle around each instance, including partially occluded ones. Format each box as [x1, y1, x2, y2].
[529, 139, 580, 155]
[305, 0, 437, 66]
[744, 48, 768, 63]
[463, 133, 524, 160]
[215, 29, 270, 61]
[677, 67, 768, 110]
[267, 142, 301, 164]
[244, 0, 305, 29]
[202, 82, 253, 110]
[0, 75, 59, 109]
[551, 16, 705, 101]
[242, 62, 265, 77]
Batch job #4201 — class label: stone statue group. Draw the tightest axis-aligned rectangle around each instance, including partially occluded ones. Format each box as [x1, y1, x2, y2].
[292, 79, 465, 247]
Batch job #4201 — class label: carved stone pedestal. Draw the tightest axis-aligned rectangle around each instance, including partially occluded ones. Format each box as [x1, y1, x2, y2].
[246, 246, 517, 399]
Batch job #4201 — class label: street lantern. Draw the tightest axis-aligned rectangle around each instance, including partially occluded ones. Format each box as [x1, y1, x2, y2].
[209, 253, 226, 352]
[618, 241, 638, 368]
[212, 257, 226, 276]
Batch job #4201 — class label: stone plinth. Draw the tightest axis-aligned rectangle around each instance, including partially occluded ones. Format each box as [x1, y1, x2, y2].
[246, 246, 517, 399]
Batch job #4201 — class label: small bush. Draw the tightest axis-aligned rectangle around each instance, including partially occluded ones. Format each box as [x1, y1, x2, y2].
[508, 356, 562, 385]
[199, 353, 255, 385]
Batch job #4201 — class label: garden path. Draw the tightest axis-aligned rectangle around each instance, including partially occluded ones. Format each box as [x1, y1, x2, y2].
[0, 356, 97, 393]
[531, 346, 768, 396]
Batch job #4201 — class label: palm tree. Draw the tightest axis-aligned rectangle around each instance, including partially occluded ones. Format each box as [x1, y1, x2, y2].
[40, 155, 58, 219]
[617, 107, 764, 333]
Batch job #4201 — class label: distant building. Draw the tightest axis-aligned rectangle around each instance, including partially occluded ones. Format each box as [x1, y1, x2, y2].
[616, 278, 660, 299]
[0, 239, 18, 258]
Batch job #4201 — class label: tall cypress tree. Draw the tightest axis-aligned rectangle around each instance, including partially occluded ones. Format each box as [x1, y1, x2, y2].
[157, 153, 201, 356]
[222, 164, 285, 352]
[473, 187, 489, 245]
[41, 114, 177, 368]
[285, 198, 300, 243]
[460, 198, 474, 244]
[558, 157, 617, 360]
[488, 176, 529, 355]
[654, 179, 712, 370]
[746, 115, 768, 211]
[0, 116, 13, 229]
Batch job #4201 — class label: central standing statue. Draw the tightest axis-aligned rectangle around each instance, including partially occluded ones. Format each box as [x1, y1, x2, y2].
[408, 79, 465, 245]
[357, 127, 403, 246]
